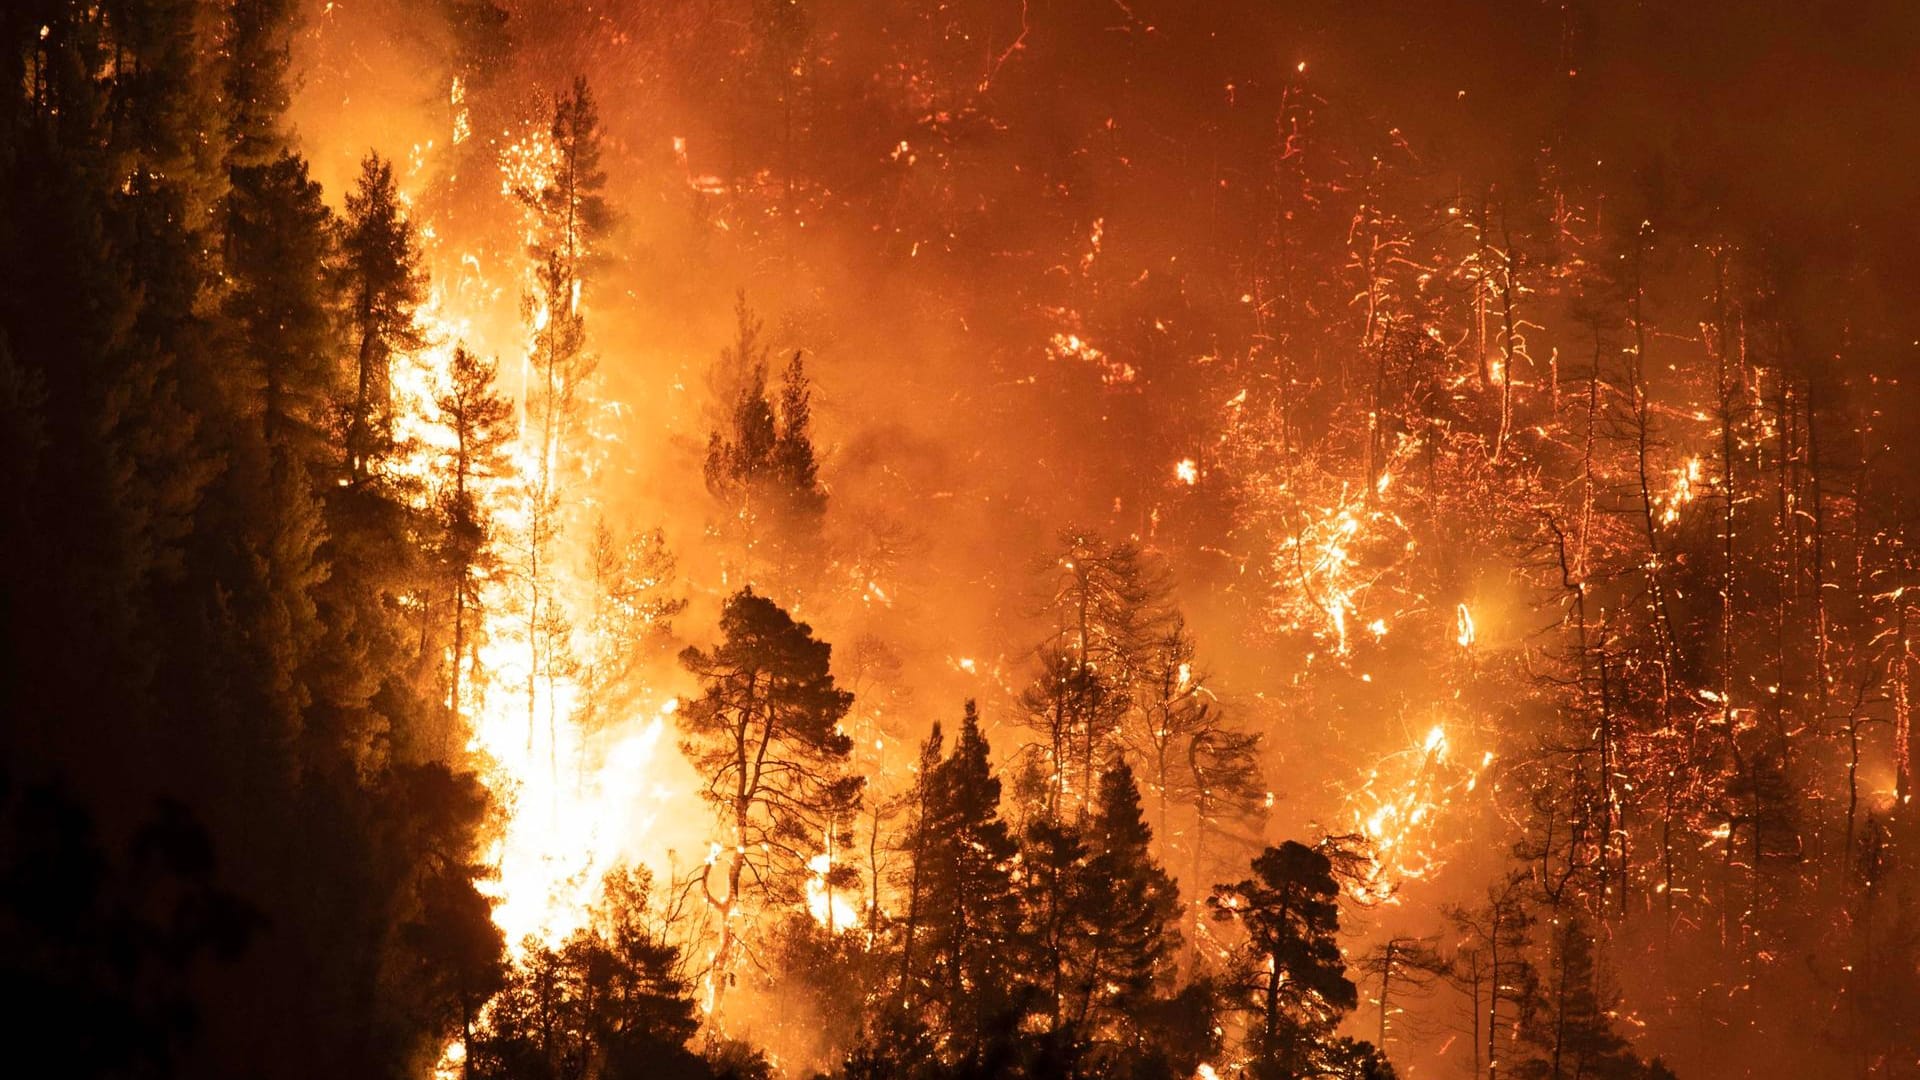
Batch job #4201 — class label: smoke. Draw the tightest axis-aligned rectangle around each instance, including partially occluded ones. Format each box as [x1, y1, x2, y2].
[288, 1, 1920, 1073]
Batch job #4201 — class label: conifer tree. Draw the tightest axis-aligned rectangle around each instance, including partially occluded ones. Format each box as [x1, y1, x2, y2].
[222, 151, 338, 461]
[1356, 935, 1441, 1066]
[705, 295, 829, 585]
[1120, 615, 1268, 963]
[470, 867, 710, 1080]
[1514, 918, 1669, 1080]
[580, 520, 685, 740]
[1442, 876, 1538, 1080]
[1024, 530, 1174, 820]
[1210, 842, 1376, 1079]
[893, 719, 945, 1005]
[916, 701, 1028, 1068]
[221, 0, 296, 167]
[1066, 762, 1185, 1071]
[510, 77, 608, 754]
[437, 346, 515, 736]
[339, 152, 425, 484]
[676, 588, 861, 1006]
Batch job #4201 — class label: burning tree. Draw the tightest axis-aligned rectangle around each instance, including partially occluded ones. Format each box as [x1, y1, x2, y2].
[435, 346, 515, 742]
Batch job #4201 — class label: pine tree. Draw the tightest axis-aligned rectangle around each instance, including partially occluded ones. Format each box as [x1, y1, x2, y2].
[1125, 615, 1212, 843]
[1119, 615, 1268, 967]
[526, 75, 609, 270]
[676, 588, 861, 1007]
[1020, 643, 1127, 822]
[1357, 936, 1442, 1067]
[1514, 918, 1663, 1080]
[510, 76, 609, 759]
[916, 701, 1028, 1068]
[470, 868, 710, 1080]
[1442, 876, 1538, 1080]
[580, 520, 685, 740]
[1023, 530, 1174, 820]
[0, 7, 498, 1077]
[436, 346, 515, 738]
[221, 0, 296, 167]
[303, 151, 437, 774]
[1018, 763, 1185, 1072]
[339, 152, 425, 485]
[892, 719, 945, 1006]
[386, 762, 508, 1071]
[1073, 763, 1184, 1066]
[1210, 841, 1372, 1079]
[772, 350, 827, 523]
[1042, 529, 1174, 684]
[223, 150, 339, 462]
[1020, 807, 1091, 1044]
[704, 295, 829, 586]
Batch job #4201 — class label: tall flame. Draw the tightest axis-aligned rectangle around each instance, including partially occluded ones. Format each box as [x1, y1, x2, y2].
[388, 152, 690, 951]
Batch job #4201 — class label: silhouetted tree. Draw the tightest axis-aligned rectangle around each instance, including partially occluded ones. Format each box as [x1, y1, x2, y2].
[1515, 917, 1668, 1080]
[436, 346, 514, 739]
[677, 588, 861, 1005]
[1211, 841, 1380, 1079]
[705, 294, 829, 585]
[339, 152, 424, 484]
[915, 701, 1028, 1068]
[470, 867, 709, 1080]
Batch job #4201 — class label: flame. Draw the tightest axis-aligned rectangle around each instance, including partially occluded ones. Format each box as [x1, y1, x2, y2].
[1342, 721, 1491, 903]
[384, 149, 692, 953]
[1658, 455, 1703, 526]
[449, 76, 470, 146]
[1455, 603, 1476, 648]
[1048, 327, 1137, 385]
[805, 851, 863, 932]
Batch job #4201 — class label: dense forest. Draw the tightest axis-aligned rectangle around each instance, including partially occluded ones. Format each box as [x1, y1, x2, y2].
[3, 1, 1919, 1078]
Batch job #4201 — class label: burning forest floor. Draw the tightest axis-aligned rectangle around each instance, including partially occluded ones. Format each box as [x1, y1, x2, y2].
[4, 2, 1920, 1079]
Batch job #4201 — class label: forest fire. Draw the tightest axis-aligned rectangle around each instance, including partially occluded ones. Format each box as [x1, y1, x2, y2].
[5, 3, 1919, 1080]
